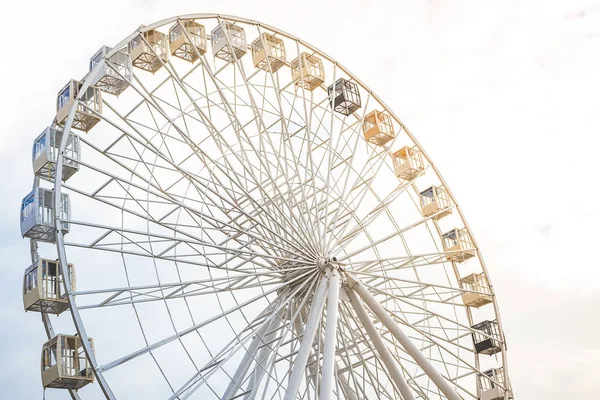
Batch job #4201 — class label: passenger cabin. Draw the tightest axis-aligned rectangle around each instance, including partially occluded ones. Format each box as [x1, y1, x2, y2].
[459, 273, 493, 308]
[328, 78, 361, 116]
[442, 228, 475, 262]
[472, 320, 502, 355]
[478, 368, 512, 400]
[170, 20, 206, 62]
[89, 45, 132, 96]
[291, 52, 325, 91]
[56, 80, 102, 133]
[33, 127, 80, 182]
[363, 110, 394, 146]
[391, 146, 424, 180]
[129, 29, 168, 73]
[24, 259, 74, 315]
[42, 334, 94, 390]
[211, 22, 247, 63]
[252, 33, 286, 72]
[419, 185, 452, 219]
[20, 187, 70, 243]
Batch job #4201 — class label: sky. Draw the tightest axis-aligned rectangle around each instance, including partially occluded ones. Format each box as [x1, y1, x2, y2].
[0, 0, 599, 398]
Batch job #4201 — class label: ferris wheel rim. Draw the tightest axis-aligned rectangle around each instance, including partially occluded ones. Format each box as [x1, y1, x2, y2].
[30, 13, 512, 400]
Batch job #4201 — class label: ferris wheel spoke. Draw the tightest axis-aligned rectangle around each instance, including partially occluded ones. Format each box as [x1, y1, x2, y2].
[329, 167, 430, 252]
[63, 219, 312, 272]
[74, 268, 308, 309]
[334, 211, 451, 264]
[326, 131, 405, 255]
[98, 268, 316, 375]
[168, 306, 283, 400]
[186, 47, 322, 254]
[64, 152, 315, 263]
[122, 61, 311, 248]
[287, 40, 325, 252]
[341, 251, 466, 274]
[321, 97, 374, 251]
[230, 40, 333, 254]
[360, 280, 490, 346]
[169, 271, 320, 399]
[318, 62, 344, 252]
[66, 233, 273, 274]
[352, 271, 490, 302]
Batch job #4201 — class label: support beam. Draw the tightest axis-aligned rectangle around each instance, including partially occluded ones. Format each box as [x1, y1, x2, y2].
[223, 314, 277, 399]
[348, 275, 463, 400]
[346, 288, 415, 400]
[320, 270, 340, 400]
[284, 275, 329, 400]
[337, 372, 359, 400]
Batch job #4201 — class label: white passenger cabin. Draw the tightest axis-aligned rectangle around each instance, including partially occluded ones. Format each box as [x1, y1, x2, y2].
[419, 185, 452, 219]
[41, 334, 94, 390]
[89, 45, 132, 96]
[20, 187, 70, 243]
[212, 22, 247, 63]
[56, 79, 102, 133]
[23, 258, 74, 315]
[459, 272, 493, 308]
[291, 52, 325, 91]
[129, 29, 169, 73]
[170, 20, 207, 62]
[32, 127, 80, 182]
[478, 368, 512, 400]
[252, 32, 286, 72]
[442, 228, 475, 262]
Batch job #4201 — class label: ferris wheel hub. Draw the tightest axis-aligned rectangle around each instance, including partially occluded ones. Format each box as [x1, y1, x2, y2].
[316, 256, 339, 271]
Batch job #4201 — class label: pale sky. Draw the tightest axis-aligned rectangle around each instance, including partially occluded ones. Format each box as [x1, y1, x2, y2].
[1, 0, 599, 398]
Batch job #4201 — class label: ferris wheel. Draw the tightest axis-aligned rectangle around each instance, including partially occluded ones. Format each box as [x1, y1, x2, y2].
[19, 14, 513, 400]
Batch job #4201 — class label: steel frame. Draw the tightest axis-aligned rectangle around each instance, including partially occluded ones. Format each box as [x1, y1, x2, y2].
[24, 13, 512, 400]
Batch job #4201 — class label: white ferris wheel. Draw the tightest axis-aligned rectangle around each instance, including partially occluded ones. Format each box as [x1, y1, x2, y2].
[20, 14, 513, 400]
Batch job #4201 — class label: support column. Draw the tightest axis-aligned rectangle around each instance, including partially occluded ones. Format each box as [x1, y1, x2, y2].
[346, 288, 415, 400]
[320, 270, 340, 400]
[349, 276, 462, 400]
[336, 366, 359, 400]
[223, 315, 276, 399]
[284, 275, 329, 400]
[246, 313, 283, 399]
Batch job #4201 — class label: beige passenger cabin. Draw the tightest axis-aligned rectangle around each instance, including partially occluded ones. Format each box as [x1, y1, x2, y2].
[42, 334, 94, 390]
[291, 52, 325, 91]
[459, 272, 493, 308]
[56, 80, 102, 133]
[129, 29, 169, 73]
[24, 259, 74, 315]
[442, 228, 475, 262]
[391, 146, 424, 180]
[420, 185, 452, 219]
[89, 45, 132, 96]
[478, 368, 512, 400]
[328, 78, 361, 116]
[33, 127, 80, 182]
[211, 21, 247, 63]
[20, 187, 70, 244]
[471, 320, 502, 355]
[363, 110, 394, 146]
[252, 33, 286, 72]
[170, 20, 207, 62]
